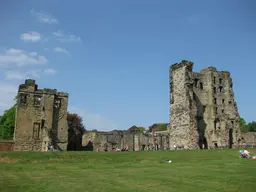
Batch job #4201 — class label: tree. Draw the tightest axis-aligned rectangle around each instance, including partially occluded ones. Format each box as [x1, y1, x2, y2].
[246, 121, 256, 132]
[67, 112, 85, 130]
[149, 123, 168, 132]
[137, 127, 146, 132]
[127, 125, 146, 133]
[67, 112, 86, 151]
[0, 106, 16, 139]
[239, 117, 248, 133]
[239, 117, 256, 132]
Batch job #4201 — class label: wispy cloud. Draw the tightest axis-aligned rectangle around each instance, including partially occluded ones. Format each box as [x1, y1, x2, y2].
[30, 9, 58, 24]
[0, 82, 18, 114]
[44, 68, 57, 75]
[0, 48, 47, 67]
[69, 107, 119, 131]
[54, 47, 70, 55]
[5, 70, 40, 80]
[20, 31, 41, 42]
[52, 30, 82, 43]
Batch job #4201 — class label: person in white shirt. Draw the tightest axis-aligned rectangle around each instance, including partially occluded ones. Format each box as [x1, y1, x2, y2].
[173, 143, 177, 150]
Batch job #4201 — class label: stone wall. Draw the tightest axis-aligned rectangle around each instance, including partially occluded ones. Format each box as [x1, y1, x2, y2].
[169, 60, 242, 149]
[13, 79, 69, 151]
[0, 140, 14, 151]
[82, 128, 170, 152]
[241, 132, 256, 148]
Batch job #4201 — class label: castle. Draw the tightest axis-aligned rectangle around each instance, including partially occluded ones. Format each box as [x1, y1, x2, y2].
[13, 79, 69, 151]
[9, 61, 254, 151]
[169, 60, 241, 149]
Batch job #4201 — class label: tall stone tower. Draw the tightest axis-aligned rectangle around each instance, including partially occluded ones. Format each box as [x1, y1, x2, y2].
[13, 79, 69, 151]
[169, 60, 241, 149]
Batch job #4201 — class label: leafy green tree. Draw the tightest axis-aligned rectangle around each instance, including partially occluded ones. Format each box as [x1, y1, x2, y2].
[149, 123, 168, 132]
[137, 127, 146, 132]
[239, 117, 256, 132]
[239, 117, 249, 133]
[246, 121, 256, 132]
[0, 106, 16, 139]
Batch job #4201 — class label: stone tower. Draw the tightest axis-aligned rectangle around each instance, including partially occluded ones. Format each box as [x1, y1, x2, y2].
[169, 60, 241, 149]
[13, 79, 69, 151]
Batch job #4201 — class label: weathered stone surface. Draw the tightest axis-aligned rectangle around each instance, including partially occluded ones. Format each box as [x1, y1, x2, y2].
[82, 127, 170, 152]
[241, 132, 256, 147]
[169, 60, 242, 149]
[13, 79, 69, 151]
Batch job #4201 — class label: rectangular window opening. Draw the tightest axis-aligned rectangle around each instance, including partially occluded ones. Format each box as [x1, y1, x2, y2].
[199, 82, 203, 90]
[34, 95, 41, 106]
[213, 87, 216, 94]
[33, 122, 41, 139]
[219, 78, 222, 84]
[54, 98, 61, 108]
[20, 93, 28, 104]
[222, 99, 225, 104]
[194, 79, 199, 88]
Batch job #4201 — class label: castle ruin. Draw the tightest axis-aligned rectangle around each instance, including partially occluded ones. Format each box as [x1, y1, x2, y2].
[7, 61, 255, 152]
[169, 60, 242, 149]
[82, 127, 170, 152]
[13, 79, 69, 151]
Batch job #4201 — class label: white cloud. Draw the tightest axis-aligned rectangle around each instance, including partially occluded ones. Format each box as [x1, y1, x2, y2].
[20, 31, 41, 42]
[30, 9, 58, 24]
[54, 47, 70, 55]
[44, 68, 57, 75]
[4, 70, 41, 80]
[0, 48, 47, 67]
[68, 107, 119, 131]
[0, 82, 17, 114]
[7, 49, 23, 54]
[52, 31, 82, 43]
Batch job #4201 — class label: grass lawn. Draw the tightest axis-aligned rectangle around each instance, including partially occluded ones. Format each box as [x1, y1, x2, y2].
[0, 149, 256, 192]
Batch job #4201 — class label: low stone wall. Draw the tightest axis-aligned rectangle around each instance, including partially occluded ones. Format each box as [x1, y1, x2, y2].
[241, 132, 256, 148]
[0, 140, 15, 151]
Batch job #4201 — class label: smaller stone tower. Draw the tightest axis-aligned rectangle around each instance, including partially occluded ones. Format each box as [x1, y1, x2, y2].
[13, 79, 69, 151]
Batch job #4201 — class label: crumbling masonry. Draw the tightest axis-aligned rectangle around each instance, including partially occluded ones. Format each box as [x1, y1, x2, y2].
[82, 128, 170, 152]
[169, 60, 242, 149]
[13, 79, 69, 151]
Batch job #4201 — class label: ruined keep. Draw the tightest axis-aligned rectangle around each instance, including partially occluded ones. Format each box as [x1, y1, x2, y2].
[13, 79, 69, 151]
[169, 60, 242, 149]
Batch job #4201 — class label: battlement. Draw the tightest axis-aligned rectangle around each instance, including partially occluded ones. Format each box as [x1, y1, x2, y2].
[18, 79, 68, 97]
[170, 60, 194, 71]
[56, 92, 69, 98]
[25, 79, 36, 86]
[18, 79, 38, 91]
[200, 66, 217, 73]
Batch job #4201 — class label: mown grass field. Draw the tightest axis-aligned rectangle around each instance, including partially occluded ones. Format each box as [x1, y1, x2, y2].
[0, 149, 255, 192]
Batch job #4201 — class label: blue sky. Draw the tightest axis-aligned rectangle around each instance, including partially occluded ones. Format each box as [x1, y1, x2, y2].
[0, 0, 255, 131]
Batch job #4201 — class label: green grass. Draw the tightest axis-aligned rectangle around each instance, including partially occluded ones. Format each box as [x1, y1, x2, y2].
[1, 149, 256, 192]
